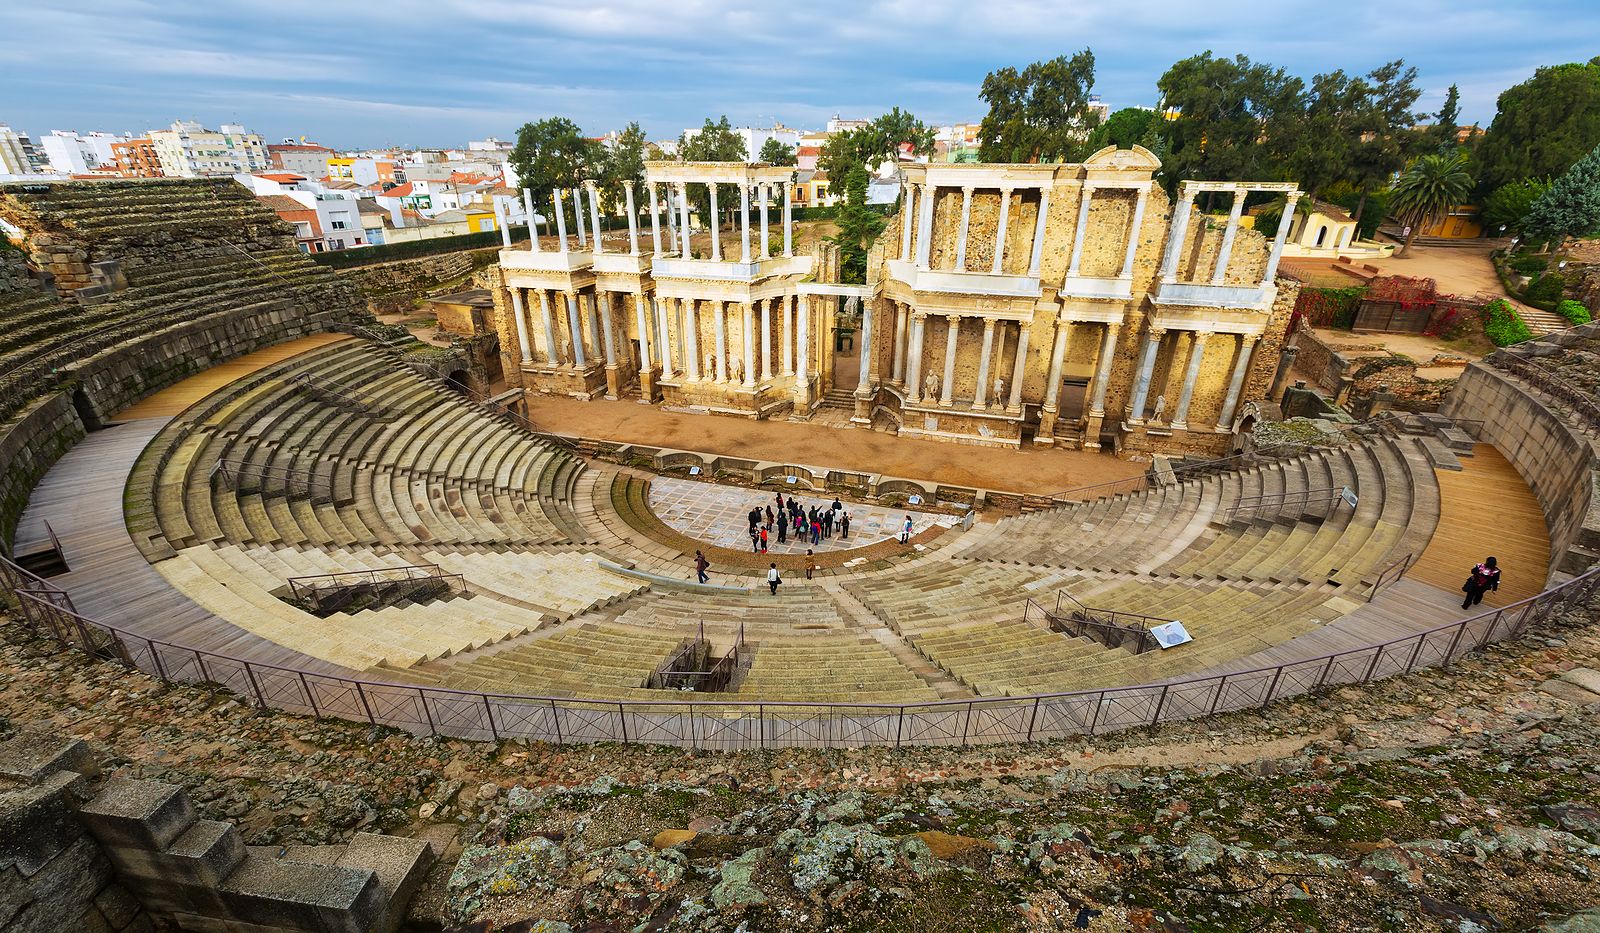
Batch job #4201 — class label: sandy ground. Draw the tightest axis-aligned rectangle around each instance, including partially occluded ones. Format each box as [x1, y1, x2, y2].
[1364, 242, 1510, 297]
[1307, 327, 1484, 363]
[523, 394, 1146, 495]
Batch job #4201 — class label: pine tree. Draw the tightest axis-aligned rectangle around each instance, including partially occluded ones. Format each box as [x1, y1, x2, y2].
[828, 167, 885, 285]
[1523, 144, 1600, 246]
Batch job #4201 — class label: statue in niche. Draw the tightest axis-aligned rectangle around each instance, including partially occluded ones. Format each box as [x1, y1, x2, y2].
[993, 375, 1006, 407]
[923, 372, 941, 402]
[730, 356, 744, 383]
[1153, 393, 1168, 423]
[705, 352, 717, 380]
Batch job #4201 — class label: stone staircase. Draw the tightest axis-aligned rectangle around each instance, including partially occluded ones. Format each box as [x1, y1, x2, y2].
[1515, 303, 1575, 336]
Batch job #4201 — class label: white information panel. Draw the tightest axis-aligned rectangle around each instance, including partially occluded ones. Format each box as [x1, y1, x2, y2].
[1148, 620, 1193, 649]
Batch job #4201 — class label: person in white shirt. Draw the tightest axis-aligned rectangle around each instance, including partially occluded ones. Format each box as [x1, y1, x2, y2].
[767, 563, 781, 595]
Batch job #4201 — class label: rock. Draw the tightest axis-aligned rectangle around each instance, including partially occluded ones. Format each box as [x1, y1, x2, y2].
[710, 848, 768, 910]
[1176, 833, 1225, 872]
[419, 801, 438, 819]
[1543, 803, 1600, 844]
[914, 830, 995, 860]
[652, 829, 697, 850]
[1544, 908, 1600, 932]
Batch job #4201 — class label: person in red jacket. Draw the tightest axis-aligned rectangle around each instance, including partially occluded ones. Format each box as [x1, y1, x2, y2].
[1462, 556, 1500, 610]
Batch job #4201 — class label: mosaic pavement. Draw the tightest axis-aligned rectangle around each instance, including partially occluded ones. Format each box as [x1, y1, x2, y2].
[647, 475, 959, 555]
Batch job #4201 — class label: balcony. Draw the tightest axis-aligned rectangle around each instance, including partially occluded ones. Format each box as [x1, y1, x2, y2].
[591, 252, 652, 275]
[1150, 280, 1273, 311]
[650, 254, 813, 283]
[1058, 273, 1133, 301]
[886, 260, 1041, 299]
[499, 247, 593, 273]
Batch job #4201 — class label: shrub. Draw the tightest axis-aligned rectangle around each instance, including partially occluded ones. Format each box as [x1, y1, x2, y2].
[1482, 298, 1534, 346]
[1508, 254, 1548, 275]
[1556, 299, 1593, 326]
[1524, 271, 1566, 309]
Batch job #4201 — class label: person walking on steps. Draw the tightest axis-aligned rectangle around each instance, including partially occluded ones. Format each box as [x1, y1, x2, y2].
[805, 548, 815, 580]
[693, 550, 710, 584]
[900, 515, 914, 545]
[768, 562, 781, 595]
[1462, 556, 1501, 609]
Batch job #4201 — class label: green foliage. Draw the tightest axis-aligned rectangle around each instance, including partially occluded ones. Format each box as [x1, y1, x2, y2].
[818, 108, 933, 181]
[827, 166, 885, 285]
[978, 50, 1100, 163]
[1557, 299, 1593, 326]
[677, 116, 748, 234]
[509, 117, 599, 196]
[308, 228, 523, 268]
[1476, 58, 1600, 191]
[1523, 144, 1600, 243]
[1389, 151, 1474, 254]
[1426, 84, 1462, 153]
[1085, 107, 1156, 152]
[1483, 178, 1551, 236]
[1507, 253, 1548, 275]
[600, 122, 647, 202]
[1155, 51, 1305, 185]
[1295, 285, 1366, 329]
[1524, 271, 1566, 309]
[1482, 298, 1533, 346]
[758, 137, 797, 166]
[1322, 181, 1390, 239]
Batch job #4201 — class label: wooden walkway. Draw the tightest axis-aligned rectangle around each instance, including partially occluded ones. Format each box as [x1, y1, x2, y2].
[115, 333, 349, 420]
[1409, 443, 1550, 606]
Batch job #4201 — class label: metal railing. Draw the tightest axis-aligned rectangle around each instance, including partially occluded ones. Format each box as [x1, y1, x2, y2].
[1490, 354, 1600, 436]
[211, 459, 333, 501]
[2, 548, 1596, 749]
[1025, 590, 1166, 654]
[286, 564, 467, 615]
[1367, 552, 1415, 602]
[288, 373, 390, 419]
[647, 624, 748, 692]
[1224, 486, 1348, 523]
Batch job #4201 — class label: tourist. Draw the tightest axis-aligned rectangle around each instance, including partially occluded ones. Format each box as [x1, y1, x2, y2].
[840, 511, 851, 540]
[768, 562, 781, 595]
[822, 508, 834, 539]
[776, 515, 787, 545]
[900, 515, 913, 544]
[811, 516, 822, 545]
[1462, 556, 1501, 609]
[794, 510, 804, 540]
[831, 496, 842, 513]
[693, 550, 710, 584]
[759, 526, 769, 553]
[774, 492, 784, 514]
[805, 548, 815, 580]
[750, 525, 761, 553]
[765, 504, 775, 530]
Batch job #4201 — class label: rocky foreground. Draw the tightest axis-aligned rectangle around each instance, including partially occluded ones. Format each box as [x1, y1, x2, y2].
[5, 596, 1600, 932]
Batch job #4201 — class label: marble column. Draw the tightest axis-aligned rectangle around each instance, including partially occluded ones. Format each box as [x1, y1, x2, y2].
[1158, 189, 1195, 283]
[683, 299, 701, 380]
[586, 182, 604, 254]
[538, 290, 558, 364]
[1043, 318, 1072, 412]
[633, 292, 652, 375]
[1217, 335, 1258, 427]
[758, 183, 770, 259]
[782, 295, 794, 375]
[554, 190, 570, 253]
[954, 186, 974, 271]
[522, 188, 540, 253]
[507, 287, 532, 362]
[1171, 331, 1210, 428]
[1119, 184, 1149, 278]
[598, 291, 619, 397]
[741, 302, 756, 387]
[892, 303, 909, 384]
[655, 297, 673, 376]
[991, 188, 1013, 275]
[573, 187, 587, 247]
[708, 184, 722, 261]
[624, 181, 640, 255]
[738, 182, 751, 264]
[1067, 184, 1093, 277]
[1210, 191, 1245, 284]
[905, 313, 927, 403]
[915, 183, 936, 269]
[677, 183, 692, 257]
[647, 182, 661, 255]
[972, 318, 996, 409]
[1127, 327, 1164, 422]
[782, 180, 793, 258]
[1261, 194, 1301, 286]
[795, 297, 810, 393]
[855, 298, 874, 395]
[939, 315, 960, 407]
[1007, 322, 1031, 411]
[1088, 323, 1121, 417]
[665, 185, 680, 253]
[589, 291, 606, 361]
[1028, 187, 1051, 278]
[711, 300, 727, 382]
[565, 292, 586, 367]
[760, 297, 772, 381]
[900, 183, 916, 261]
[493, 198, 511, 248]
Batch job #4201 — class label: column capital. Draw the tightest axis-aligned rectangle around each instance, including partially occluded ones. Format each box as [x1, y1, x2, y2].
[1240, 333, 1261, 345]
[998, 185, 1014, 195]
[944, 312, 962, 323]
[1147, 325, 1167, 337]
[622, 179, 634, 192]
[582, 179, 599, 192]
[961, 185, 975, 195]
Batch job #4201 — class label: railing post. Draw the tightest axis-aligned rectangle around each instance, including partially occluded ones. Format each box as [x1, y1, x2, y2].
[1209, 674, 1229, 713]
[1026, 697, 1041, 740]
[242, 662, 266, 708]
[1087, 693, 1103, 734]
[759, 704, 766, 750]
[149, 638, 169, 682]
[1441, 621, 1468, 669]
[550, 699, 563, 744]
[961, 702, 974, 745]
[1403, 633, 1427, 673]
[481, 693, 497, 739]
[1361, 646, 1384, 683]
[299, 671, 320, 718]
[1150, 684, 1170, 724]
[1262, 666, 1285, 705]
[355, 682, 378, 727]
[617, 702, 627, 744]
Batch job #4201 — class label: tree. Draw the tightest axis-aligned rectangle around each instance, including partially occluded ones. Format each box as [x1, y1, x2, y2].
[1345, 60, 1424, 223]
[1427, 84, 1461, 153]
[1085, 107, 1157, 152]
[758, 137, 796, 166]
[1155, 52, 1304, 188]
[678, 116, 747, 240]
[828, 166, 885, 284]
[818, 108, 933, 182]
[1476, 59, 1600, 192]
[1482, 177, 1551, 236]
[1388, 151, 1473, 256]
[509, 117, 600, 234]
[1523, 144, 1600, 247]
[600, 121, 647, 204]
[977, 50, 1100, 163]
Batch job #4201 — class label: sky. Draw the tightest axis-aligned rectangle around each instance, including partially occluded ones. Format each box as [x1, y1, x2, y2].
[2, 0, 1596, 150]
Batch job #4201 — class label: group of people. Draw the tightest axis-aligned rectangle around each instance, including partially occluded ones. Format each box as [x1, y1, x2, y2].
[746, 493, 852, 552]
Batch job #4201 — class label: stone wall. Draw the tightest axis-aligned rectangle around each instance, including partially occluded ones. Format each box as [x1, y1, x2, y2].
[1289, 323, 1350, 396]
[0, 730, 431, 933]
[1442, 363, 1600, 579]
[338, 248, 499, 315]
[0, 394, 84, 554]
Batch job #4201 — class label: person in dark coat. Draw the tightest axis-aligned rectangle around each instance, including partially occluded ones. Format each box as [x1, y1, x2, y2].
[1462, 556, 1501, 609]
[693, 550, 710, 584]
[840, 511, 851, 540]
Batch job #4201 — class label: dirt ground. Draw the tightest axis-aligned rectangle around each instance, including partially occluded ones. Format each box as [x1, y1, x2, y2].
[522, 394, 1146, 495]
[1363, 241, 1508, 296]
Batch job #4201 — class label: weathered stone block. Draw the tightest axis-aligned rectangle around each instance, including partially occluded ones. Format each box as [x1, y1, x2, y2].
[219, 849, 383, 933]
[79, 779, 197, 853]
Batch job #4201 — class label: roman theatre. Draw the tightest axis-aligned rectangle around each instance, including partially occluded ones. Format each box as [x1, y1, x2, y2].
[0, 162, 1596, 751]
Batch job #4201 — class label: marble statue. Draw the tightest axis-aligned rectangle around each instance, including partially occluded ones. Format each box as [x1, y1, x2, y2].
[705, 353, 716, 380]
[730, 356, 744, 383]
[993, 375, 1006, 407]
[1153, 393, 1168, 423]
[923, 372, 940, 401]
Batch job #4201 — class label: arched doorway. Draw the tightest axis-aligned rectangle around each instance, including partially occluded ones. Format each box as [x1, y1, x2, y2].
[445, 369, 470, 393]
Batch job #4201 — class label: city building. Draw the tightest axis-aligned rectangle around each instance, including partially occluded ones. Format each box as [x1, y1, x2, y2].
[326, 157, 403, 188]
[827, 116, 869, 134]
[39, 130, 127, 174]
[111, 138, 163, 177]
[267, 142, 336, 177]
[680, 123, 799, 162]
[255, 190, 367, 252]
[149, 121, 269, 177]
[0, 124, 36, 176]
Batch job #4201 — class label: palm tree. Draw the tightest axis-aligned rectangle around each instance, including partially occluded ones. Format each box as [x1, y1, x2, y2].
[1388, 152, 1473, 257]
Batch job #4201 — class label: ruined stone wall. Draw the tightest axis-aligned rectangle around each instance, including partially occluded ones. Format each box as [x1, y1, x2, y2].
[0, 393, 84, 555]
[1290, 324, 1350, 396]
[339, 247, 499, 315]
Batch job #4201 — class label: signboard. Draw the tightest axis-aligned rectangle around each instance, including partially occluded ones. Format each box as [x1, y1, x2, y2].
[1340, 486, 1358, 509]
[785, 475, 798, 484]
[688, 466, 701, 476]
[1148, 620, 1193, 649]
[907, 495, 922, 505]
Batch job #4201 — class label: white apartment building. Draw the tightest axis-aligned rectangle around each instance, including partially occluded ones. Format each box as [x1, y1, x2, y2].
[0, 125, 33, 176]
[39, 130, 127, 174]
[149, 121, 269, 177]
[680, 124, 799, 162]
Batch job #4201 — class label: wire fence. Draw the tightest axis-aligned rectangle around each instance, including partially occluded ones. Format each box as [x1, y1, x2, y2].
[4, 548, 1595, 750]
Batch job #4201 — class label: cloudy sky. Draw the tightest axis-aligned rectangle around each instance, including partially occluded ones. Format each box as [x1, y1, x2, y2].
[2, 0, 1593, 148]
